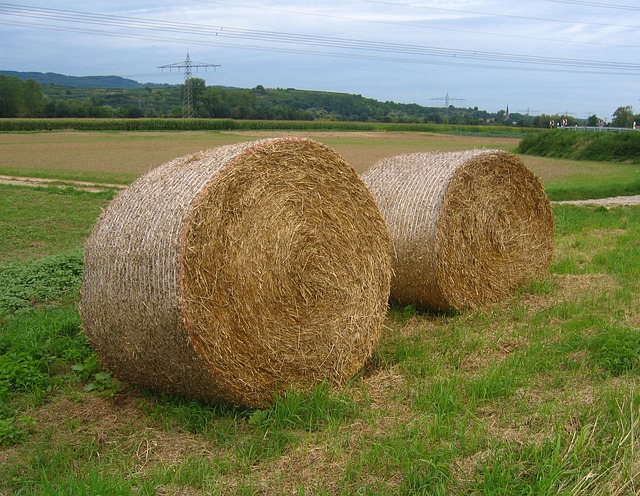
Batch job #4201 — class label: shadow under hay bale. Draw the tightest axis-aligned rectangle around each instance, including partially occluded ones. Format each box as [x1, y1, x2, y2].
[361, 149, 553, 312]
[80, 137, 392, 408]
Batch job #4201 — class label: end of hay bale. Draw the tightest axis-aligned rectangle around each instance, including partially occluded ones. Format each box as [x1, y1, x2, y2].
[361, 149, 554, 311]
[81, 137, 392, 408]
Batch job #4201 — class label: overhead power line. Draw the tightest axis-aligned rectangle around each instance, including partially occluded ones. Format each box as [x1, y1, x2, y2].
[198, 0, 639, 50]
[1, 3, 640, 75]
[431, 93, 465, 107]
[431, 93, 465, 117]
[542, 0, 640, 11]
[361, 0, 640, 29]
[4, 17, 628, 77]
[517, 108, 541, 117]
[159, 51, 220, 118]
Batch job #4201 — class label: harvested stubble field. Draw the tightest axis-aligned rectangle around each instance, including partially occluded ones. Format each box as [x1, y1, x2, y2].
[0, 130, 520, 179]
[1, 129, 639, 495]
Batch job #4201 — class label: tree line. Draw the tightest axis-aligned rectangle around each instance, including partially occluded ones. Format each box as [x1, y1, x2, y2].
[1, 74, 638, 128]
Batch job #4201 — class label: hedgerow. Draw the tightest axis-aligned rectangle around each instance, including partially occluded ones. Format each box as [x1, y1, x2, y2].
[517, 130, 640, 163]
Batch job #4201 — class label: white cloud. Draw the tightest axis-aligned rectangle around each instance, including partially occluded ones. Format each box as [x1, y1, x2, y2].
[2, 0, 639, 117]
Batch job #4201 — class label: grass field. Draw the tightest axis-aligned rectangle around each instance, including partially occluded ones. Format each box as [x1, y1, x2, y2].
[1, 130, 639, 495]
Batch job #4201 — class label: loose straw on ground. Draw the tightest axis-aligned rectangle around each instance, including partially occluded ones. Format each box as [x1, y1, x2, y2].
[81, 137, 391, 408]
[361, 149, 553, 311]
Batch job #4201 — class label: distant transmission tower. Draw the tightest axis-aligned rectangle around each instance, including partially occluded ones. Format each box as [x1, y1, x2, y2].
[430, 92, 465, 118]
[159, 51, 220, 118]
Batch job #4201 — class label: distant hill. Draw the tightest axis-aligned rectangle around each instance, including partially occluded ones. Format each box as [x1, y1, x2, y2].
[0, 71, 169, 89]
[1, 70, 523, 125]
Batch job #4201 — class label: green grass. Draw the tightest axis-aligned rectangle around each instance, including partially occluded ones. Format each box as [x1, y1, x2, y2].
[1, 164, 640, 493]
[552, 204, 640, 282]
[0, 184, 113, 264]
[545, 175, 640, 202]
[540, 161, 640, 201]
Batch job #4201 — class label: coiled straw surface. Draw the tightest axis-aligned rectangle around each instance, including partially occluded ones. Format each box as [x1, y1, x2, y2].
[361, 149, 553, 311]
[81, 137, 391, 408]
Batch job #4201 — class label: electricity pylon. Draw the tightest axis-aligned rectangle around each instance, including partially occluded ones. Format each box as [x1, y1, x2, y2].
[430, 93, 465, 118]
[159, 51, 220, 118]
[517, 107, 540, 117]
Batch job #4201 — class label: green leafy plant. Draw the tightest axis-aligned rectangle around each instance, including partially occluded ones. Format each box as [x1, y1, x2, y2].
[71, 356, 119, 396]
[84, 371, 115, 394]
[0, 352, 50, 398]
[0, 416, 35, 447]
[0, 251, 84, 314]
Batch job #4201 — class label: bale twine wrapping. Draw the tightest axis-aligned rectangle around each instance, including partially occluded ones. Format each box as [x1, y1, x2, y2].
[80, 137, 391, 408]
[361, 149, 553, 311]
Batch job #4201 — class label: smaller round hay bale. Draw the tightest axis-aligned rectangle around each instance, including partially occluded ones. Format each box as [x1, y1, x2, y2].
[361, 149, 554, 311]
[80, 137, 391, 408]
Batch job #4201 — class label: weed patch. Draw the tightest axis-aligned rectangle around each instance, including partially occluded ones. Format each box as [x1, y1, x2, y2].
[0, 251, 83, 314]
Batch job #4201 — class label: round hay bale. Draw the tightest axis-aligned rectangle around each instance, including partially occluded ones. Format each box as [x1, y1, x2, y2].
[361, 149, 553, 311]
[80, 137, 391, 408]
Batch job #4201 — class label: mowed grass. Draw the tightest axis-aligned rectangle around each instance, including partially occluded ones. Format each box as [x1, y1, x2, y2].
[0, 184, 113, 264]
[524, 155, 640, 201]
[1, 131, 640, 494]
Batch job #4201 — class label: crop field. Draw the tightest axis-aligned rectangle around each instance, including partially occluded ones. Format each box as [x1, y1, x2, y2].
[1, 130, 639, 495]
[0, 130, 521, 179]
[1, 130, 637, 199]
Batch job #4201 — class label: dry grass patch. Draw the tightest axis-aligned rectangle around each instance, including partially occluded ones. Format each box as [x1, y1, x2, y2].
[511, 273, 619, 319]
[34, 392, 224, 466]
[361, 365, 409, 411]
[459, 336, 528, 375]
[555, 273, 619, 297]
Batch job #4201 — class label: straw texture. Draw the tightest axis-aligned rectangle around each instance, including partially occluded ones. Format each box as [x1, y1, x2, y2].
[361, 149, 553, 311]
[80, 137, 391, 408]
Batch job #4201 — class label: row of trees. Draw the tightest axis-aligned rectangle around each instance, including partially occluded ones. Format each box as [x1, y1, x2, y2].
[2, 74, 638, 128]
[0, 76, 152, 119]
[524, 107, 640, 129]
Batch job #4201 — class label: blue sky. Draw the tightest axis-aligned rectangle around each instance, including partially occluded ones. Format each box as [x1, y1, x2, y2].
[2, 0, 639, 120]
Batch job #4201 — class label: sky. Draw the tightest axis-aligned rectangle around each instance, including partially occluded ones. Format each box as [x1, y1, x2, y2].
[2, 1, 639, 120]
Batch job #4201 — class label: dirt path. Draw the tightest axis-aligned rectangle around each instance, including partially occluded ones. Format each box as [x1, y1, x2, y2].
[0, 175, 127, 193]
[1, 174, 639, 206]
[553, 195, 640, 207]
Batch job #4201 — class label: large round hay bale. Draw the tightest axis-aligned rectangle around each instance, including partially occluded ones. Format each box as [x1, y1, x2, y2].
[80, 137, 391, 408]
[361, 149, 553, 311]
